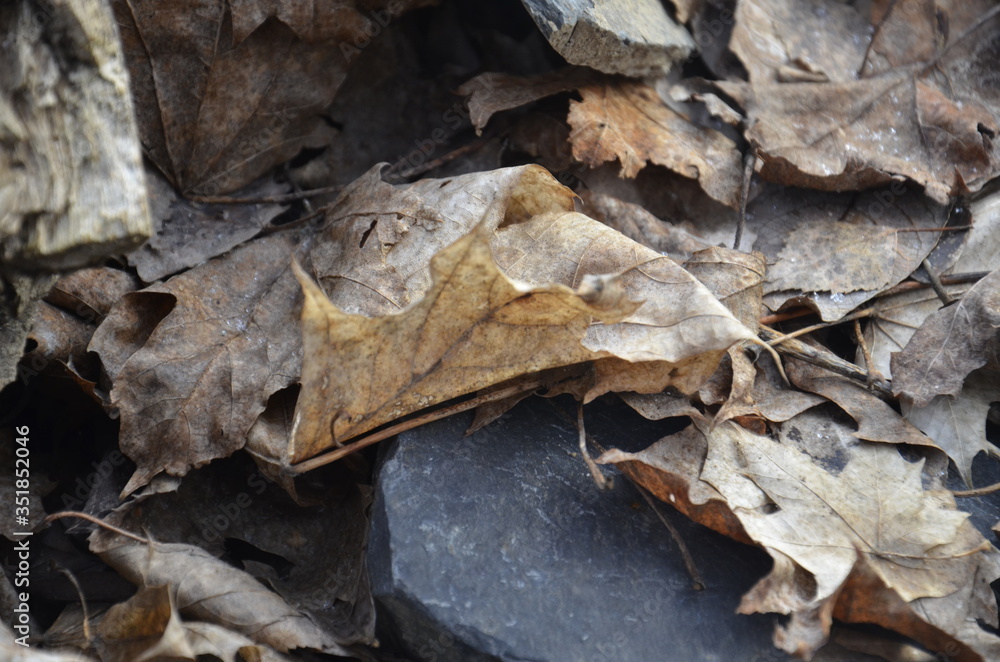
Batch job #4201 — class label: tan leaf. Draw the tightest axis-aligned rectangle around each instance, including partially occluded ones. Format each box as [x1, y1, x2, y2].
[457, 67, 598, 134]
[604, 418, 997, 658]
[567, 81, 743, 207]
[892, 268, 1000, 407]
[903, 370, 1000, 485]
[786, 357, 938, 449]
[289, 166, 751, 465]
[702, 423, 988, 656]
[93, 539, 349, 656]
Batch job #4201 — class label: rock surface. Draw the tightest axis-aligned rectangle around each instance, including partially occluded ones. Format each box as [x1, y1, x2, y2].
[519, 0, 694, 77]
[367, 396, 800, 662]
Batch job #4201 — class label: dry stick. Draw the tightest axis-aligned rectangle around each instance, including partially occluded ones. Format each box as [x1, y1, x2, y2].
[767, 308, 876, 345]
[386, 139, 491, 182]
[953, 481, 1000, 498]
[577, 402, 610, 490]
[46, 511, 151, 545]
[634, 485, 704, 591]
[549, 402, 704, 589]
[55, 566, 93, 645]
[920, 258, 954, 305]
[289, 379, 546, 473]
[853, 318, 883, 389]
[188, 184, 344, 205]
[758, 325, 894, 399]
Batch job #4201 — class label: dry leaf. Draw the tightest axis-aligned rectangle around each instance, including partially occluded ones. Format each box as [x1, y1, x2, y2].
[904, 370, 1000, 485]
[89, 233, 304, 495]
[577, 190, 711, 260]
[606, 420, 996, 658]
[457, 67, 598, 134]
[892, 268, 1000, 407]
[112, 0, 430, 195]
[720, 3, 1000, 202]
[567, 81, 743, 207]
[130, 168, 289, 282]
[786, 357, 938, 449]
[747, 184, 949, 321]
[102, 455, 374, 644]
[289, 166, 752, 465]
[730, 0, 871, 84]
[93, 538, 350, 656]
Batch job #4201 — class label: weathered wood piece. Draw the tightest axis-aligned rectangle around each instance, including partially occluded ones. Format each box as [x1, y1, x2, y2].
[0, 0, 151, 386]
[520, 0, 695, 77]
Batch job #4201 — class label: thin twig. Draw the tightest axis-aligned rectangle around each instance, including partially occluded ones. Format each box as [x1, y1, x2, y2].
[920, 258, 954, 305]
[55, 565, 92, 645]
[290, 379, 546, 473]
[188, 185, 344, 205]
[385, 139, 491, 182]
[46, 511, 151, 545]
[577, 402, 610, 490]
[635, 485, 704, 591]
[766, 308, 876, 345]
[953, 481, 1000, 498]
[758, 325, 894, 399]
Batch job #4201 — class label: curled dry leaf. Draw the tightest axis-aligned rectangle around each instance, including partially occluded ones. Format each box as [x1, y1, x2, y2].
[89, 233, 304, 495]
[892, 268, 1000, 407]
[568, 81, 743, 207]
[602, 420, 998, 658]
[457, 67, 598, 134]
[289, 165, 752, 466]
[93, 538, 350, 657]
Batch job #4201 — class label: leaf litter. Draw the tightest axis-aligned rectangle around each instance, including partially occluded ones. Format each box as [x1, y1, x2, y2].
[12, 1, 1000, 660]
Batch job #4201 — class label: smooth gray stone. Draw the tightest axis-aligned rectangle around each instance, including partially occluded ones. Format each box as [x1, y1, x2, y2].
[367, 396, 797, 662]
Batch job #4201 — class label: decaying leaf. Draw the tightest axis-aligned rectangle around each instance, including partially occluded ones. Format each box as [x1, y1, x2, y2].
[602, 420, 998, 658]
[90, 233, 305, 495]
[92, 537, 351, 656]
[457, 67, 598, 134]
[892, 268, 1000, 407]
[720, 2, 1000, 203]
[112, 0, 431, 195]
[130, 168, 289, 283]
[567, 81, 743, 207]
[288, 165, 752, 466]
[904, 370, 1000, 486]
[748, 184, 949, 321]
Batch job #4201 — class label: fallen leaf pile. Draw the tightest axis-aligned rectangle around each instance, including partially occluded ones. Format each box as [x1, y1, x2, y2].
[5, 0, 1000, 660]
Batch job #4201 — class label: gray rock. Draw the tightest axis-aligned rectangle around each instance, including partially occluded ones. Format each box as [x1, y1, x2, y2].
[519, 0, 695, 77]
[367, 396, 796, 662]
